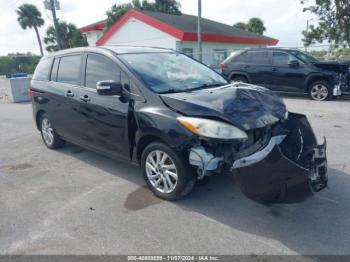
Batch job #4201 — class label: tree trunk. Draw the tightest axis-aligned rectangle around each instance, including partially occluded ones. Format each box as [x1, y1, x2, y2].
[34, 25, 44, 56]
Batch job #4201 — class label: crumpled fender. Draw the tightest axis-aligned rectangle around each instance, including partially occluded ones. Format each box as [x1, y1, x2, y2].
[233, 113, 328, 204]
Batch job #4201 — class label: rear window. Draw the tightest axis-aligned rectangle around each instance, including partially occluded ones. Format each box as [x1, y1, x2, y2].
[33, 58, 52, 81]
[57, 55, 82, 85]
[222, 51, 244, 64]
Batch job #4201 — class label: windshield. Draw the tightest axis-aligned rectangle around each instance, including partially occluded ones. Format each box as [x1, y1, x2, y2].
[290, 50, 319, 63]
[119, 52, 228, 93]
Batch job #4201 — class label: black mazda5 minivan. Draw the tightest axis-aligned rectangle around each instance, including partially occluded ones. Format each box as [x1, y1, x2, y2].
[30, 46, 328, 203]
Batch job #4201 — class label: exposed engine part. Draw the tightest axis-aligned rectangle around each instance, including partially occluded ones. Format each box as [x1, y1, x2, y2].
[231, 135, 286, 169]
[333, 85, 342, 96]
[189, 146, 223, 179]
[309, 138, 328, 192]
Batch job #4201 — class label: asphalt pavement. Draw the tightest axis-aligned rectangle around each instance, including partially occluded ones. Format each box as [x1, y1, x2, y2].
[0, 96, 350, 255]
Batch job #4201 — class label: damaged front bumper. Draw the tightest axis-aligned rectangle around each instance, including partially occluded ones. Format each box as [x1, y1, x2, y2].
[189, 113, 328, 204]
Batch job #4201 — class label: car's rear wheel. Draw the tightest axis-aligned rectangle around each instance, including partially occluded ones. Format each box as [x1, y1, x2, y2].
[308, 81, 332, 101]
[231, 75, 248, 83]
[141, 142, 196, 200]
[39, 114, 65, 149]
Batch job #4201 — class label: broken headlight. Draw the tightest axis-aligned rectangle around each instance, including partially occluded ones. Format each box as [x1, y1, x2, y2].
[177, 116, 248, 140]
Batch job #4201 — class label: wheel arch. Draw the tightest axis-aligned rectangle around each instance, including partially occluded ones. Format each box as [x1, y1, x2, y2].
[305, 74, 332, 92]
[228, 71, 251, 83]
[136, 134, 169, 164]
[35, 110, 46, 130]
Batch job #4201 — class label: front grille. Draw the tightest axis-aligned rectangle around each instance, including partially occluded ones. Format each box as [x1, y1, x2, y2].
[234, 125, 272, 158]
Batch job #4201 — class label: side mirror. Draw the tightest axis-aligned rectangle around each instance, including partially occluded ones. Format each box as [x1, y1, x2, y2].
[288, 60, 300, 68]
[96, 80, 123, 96]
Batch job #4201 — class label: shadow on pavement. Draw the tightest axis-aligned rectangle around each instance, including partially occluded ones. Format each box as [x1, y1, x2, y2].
[57, 143, 350, 255]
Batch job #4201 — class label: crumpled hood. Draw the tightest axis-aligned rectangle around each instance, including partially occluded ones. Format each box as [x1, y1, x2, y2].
[159, 83, 287, 130]
[313, 61, 349, 73]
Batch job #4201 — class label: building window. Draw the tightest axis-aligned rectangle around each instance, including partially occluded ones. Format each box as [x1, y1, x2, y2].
[182, 48, 193, 57]
[213, 49, 228, 66]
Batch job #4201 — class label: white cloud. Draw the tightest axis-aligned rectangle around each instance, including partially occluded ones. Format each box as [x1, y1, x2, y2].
[0, 0, 316, 55]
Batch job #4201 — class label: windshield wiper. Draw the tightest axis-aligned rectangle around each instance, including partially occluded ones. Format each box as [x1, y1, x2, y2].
[158, 83, 225, 94]
[186, 83, 225, 92]
[158, 88, 183, 94]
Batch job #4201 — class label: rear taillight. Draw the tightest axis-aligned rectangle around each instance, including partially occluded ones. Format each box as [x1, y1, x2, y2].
[27, 88, 34, 98]
[220, 63, 227, 69]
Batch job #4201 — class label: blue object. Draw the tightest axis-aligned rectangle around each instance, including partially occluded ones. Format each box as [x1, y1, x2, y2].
[11, 73, 27, 78]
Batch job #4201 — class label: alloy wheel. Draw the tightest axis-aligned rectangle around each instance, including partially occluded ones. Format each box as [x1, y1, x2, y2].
[310, 84, 329, 101]
[41, 118, 54, 146]
[145, 150, 178, 193]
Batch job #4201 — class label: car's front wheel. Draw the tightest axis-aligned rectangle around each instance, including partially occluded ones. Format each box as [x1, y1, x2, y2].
[39, 114, 65, 149]
[308, 81, 333, 101]
[141, 142, 196, 200]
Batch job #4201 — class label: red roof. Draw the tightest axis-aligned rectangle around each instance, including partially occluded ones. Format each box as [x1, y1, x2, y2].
[82, 9, 278, 46]
[80, 20, 106, 33]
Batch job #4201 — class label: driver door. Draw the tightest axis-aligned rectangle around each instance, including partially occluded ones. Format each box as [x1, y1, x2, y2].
[76, 52, 130, 159]
[270, 51, 306, 92]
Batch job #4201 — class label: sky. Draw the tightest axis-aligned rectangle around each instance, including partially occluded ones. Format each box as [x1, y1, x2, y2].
[0, 0, 317, 56]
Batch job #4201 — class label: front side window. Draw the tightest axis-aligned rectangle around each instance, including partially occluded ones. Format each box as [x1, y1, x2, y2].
[57, 55, 82, 85]
[272, 52, 294, 65]
[119, 52, 227, 94]
[33, 58, 52, 81]
[85, 54, 121, 89]
[290, 50, 318, 63]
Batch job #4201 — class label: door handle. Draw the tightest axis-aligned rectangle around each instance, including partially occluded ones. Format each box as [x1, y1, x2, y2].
[80, 95, 91, 102]
[66, 90, 74, 97]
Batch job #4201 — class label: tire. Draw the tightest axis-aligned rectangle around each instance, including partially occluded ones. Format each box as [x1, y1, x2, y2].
[231, 75, 249, 83]
[141, 142, 196, 201]
[308, 80, 333, 101]
[39, 114, 65, 149]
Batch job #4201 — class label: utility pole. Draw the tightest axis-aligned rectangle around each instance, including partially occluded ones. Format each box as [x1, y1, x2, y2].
[305, 18, 313, 52]
[44, 0, 62, 50]
[197, 0, 202, 62]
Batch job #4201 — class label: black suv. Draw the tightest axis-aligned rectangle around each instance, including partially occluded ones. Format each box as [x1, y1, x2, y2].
[221, 48, 349, 101]
[30, 46, 327, 203]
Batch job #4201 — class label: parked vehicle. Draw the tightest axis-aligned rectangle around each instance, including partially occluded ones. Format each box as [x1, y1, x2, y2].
[30, 46, 328, 204]
[220, 48, 350, 101]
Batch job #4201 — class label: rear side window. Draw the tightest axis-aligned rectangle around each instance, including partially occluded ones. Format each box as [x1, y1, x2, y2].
[248, 51, 270, 64]
[235, 51, 269, 65]
[235, 52, 250, 63]
[57, 55, 82, 85]
[85, 54, 121, 89]
[33, 58, 52, 81]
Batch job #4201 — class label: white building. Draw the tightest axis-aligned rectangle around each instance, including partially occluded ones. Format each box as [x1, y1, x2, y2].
[80, 9, 278, 67]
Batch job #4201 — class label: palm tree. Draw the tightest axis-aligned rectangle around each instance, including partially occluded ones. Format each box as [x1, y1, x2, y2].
[16, 4, 45, 56]
[44, 21, 88, 52]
